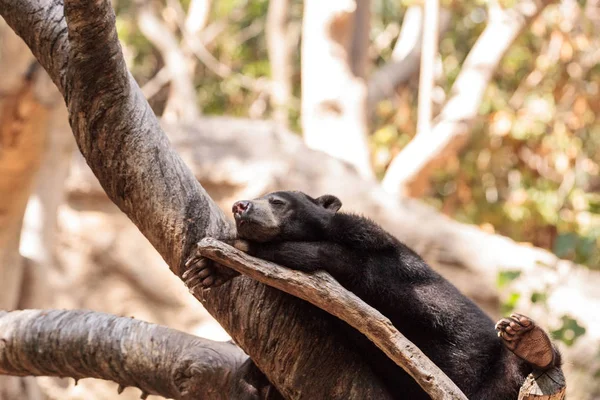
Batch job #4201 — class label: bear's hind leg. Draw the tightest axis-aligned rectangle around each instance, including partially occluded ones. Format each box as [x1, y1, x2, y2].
[495, 313, 560, 371]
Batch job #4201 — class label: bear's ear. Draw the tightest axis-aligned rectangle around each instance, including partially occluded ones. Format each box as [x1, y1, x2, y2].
[316, 195, 342, 212]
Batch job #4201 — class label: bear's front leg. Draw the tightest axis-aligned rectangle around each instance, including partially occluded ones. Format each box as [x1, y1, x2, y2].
[183, 239, 250, 291]
[243, 241, 356, 278]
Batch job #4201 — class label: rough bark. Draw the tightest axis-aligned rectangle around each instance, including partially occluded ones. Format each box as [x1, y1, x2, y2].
[301, 0, 373, 179]
[381, 0, 555, 196]
[0, 309, 248, 400]
[0, 1, 393, 398]
[195, 238, 468, 400]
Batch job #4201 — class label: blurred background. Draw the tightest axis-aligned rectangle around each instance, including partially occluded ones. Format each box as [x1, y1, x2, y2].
[1, 0, 599, 398]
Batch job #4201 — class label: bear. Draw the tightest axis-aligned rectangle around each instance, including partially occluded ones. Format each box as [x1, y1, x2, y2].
[184, 190, 561, 399]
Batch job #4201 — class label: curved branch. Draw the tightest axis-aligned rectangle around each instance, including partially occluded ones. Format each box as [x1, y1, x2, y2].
[0, 1, 393, 397]
[195, 238, 468, 400]
[0, 309, 247, 399]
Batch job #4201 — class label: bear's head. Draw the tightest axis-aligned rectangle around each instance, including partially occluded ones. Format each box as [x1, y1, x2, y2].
[231, 190, 342, 243]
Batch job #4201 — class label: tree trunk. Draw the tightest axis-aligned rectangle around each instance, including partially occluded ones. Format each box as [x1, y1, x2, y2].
[0, 1, 393, 398]
[0, 19, 59, 400]
[301, 0, 373, 179]
[415, 0, 439, 138]
[266, 0, 293, 128]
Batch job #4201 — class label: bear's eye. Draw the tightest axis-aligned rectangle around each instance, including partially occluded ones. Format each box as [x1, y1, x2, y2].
[269, 198, 285, 206]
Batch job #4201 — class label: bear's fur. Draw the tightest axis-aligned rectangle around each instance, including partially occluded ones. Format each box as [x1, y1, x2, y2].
[185, 190, 561, 399]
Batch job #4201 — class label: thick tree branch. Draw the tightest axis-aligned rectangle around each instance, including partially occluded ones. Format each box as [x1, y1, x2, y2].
[0, 309, 248, 399]
[196, 238, 468, 400]
[381, 0, 555, 196]
[0, 1, 394, 397]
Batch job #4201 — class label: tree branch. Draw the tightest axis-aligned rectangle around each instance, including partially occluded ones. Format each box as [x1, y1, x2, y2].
[195, 238, 468, 400]
[0, 309, 248, 399]
[266, 0, 293, 127]
[0, 1, 394, 397]
[366, 6, 451, 112]
[416, 0, 439, 137]
[136, 1, 200, 122]
[301, 0, 373, 179]
[381, 0, 555, 196]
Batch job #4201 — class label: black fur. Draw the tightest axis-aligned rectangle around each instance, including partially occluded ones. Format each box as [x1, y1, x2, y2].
[232, 191, 555, 399]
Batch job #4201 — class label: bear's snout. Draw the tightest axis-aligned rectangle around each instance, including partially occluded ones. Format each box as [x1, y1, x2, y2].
[232, 200, 251, 216]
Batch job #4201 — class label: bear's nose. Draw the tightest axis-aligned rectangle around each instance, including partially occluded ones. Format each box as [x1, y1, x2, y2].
[232, 200, 251, 215]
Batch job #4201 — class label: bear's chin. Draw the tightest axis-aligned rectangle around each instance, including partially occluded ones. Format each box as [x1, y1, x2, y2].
[236, 221, 280, 243]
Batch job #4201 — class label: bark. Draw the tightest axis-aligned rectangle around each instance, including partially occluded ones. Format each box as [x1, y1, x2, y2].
[381, 0, 555, 196]
[366, 6, 451, 112]
[0, 1, 393, 398]
[301, 0, 373, 179]
[196, 238, 468, 400]
[266, 0, 293, 128]
[0, 309, 248, 400]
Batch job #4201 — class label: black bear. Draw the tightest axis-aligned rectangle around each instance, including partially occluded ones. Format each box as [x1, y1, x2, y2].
[185, 191, 561, 399]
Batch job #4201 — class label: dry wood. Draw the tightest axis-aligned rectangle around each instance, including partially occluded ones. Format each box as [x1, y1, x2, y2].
[518, 369, 566, 400]
[196, 237, 468, 400]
